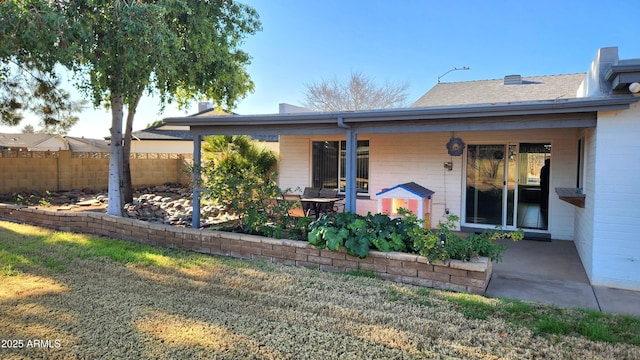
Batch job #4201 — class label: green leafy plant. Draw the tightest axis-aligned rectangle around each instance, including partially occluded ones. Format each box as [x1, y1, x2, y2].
[38, 190, 52, 207]
[413, 214, 524, 262]
[308, 210, 522, 262]
[200, 136, 310, 238]
[13, 193, 34, 205]
[307, 211, 417, 258]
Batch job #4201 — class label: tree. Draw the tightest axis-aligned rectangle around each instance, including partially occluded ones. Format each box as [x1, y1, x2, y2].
[2, 0, 261, 216]
[0, 1, 83, 133]
[0, 66, 83, 132]
[201, 135, 287, 236]
[145, 119, 165, 129]
[303, 71, 410, 111]
[203, 135, 277, 174]
[68, 0, 260, 214]
[21, 124, 35, 134]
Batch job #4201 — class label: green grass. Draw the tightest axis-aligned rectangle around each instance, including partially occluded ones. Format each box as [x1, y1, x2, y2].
[2, 220, 639, 348]
[343, 269, 378, 279]
[443, 292, 496, 320]
[0, 221, 227, 276]
[394, 286, 640, 345]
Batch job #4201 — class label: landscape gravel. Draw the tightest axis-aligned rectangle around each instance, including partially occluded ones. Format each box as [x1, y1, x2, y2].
[0, 184, 233, 227]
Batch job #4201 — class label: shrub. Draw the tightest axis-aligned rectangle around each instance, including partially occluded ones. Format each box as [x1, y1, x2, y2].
[199, 135, 310, 237]
[413, 214, 524, 262]
[307, 212, 414, 258]
[308, 211, 522, 262]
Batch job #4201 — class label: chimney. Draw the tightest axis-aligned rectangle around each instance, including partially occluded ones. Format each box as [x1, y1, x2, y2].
[198, 101, 213, 112]
[576, 47, 619, 97]
[504, 75, 522, 85]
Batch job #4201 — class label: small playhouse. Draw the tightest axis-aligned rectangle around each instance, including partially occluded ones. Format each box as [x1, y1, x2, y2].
[377, 182, 434, 228]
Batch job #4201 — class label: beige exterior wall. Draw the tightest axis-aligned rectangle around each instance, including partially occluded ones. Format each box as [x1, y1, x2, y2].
[279, 127, 579, 240]
[130, 140, 193, 154]
[131, 139, 279, 155]
[256, 140, 280, 154]
[33, 136, 68, 151]
[0, 150, 192, 193]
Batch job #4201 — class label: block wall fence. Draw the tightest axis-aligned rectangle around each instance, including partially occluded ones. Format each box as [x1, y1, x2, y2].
[0, 150, 191, 193]
[0, 204, 492, 295]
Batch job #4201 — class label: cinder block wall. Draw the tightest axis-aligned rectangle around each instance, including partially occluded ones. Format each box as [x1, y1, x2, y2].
[0, 150, 192, 193]
[0, 204, 492, 295]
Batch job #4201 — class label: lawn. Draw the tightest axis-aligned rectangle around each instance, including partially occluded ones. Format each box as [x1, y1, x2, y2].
[1, 220, 639, 359]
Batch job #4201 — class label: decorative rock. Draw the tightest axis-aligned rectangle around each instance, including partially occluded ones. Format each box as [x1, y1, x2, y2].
[115, 184, 234, 228]
[154, 185, 168, 192]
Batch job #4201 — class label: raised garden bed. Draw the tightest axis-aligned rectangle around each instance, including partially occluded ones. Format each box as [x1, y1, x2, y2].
[0, 204, 492, 294]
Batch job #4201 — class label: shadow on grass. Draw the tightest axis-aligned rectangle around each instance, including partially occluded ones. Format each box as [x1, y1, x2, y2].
[0, 220, 296, 358]
[1, 220, 639, 359]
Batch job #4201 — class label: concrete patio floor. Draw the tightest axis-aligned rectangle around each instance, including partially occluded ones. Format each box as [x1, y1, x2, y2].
[485, 238, 640, 316]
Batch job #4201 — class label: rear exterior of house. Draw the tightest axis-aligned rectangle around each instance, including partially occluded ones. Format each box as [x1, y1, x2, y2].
[278, 129, 579, 240]
[275, 48, 640, 291]
[166, 47, 640, 291]
[578, 103, 640, 289]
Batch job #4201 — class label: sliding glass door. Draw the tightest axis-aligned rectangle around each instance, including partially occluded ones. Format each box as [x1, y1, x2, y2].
[465, 144, 510, 226]
[464, 143, 550, 230]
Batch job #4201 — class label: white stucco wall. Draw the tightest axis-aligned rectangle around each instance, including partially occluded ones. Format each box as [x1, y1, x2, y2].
[574, 127, 595, 280]
[279, 128, 578, 239]
[590, 102, 640, 290]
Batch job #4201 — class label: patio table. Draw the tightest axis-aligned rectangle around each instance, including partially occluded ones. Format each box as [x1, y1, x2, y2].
[300, 197, 340, 219]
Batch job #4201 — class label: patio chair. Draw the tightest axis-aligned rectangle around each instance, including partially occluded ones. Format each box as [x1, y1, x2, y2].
[301, 187, 320, 217]
[282, 194, 306, 218]
[318, 188, 337, 198]
[318, 188, 339, 214]
[302, 187, 320, 198]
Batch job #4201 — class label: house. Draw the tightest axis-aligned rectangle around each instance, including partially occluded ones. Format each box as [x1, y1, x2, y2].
[128, 102, 278, 153]
[0, 133, 68, 151]
[64, 136, 110, 152]
[165, 46, 640, 291]
[0, 133, 111, 153]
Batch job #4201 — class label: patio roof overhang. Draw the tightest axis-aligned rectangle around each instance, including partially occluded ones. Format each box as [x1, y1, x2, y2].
[166, 95, 640, 228]
[165, 95, 639, 136]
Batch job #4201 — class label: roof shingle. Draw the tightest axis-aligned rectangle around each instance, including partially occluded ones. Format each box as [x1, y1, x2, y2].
[412, 73, 586, 107]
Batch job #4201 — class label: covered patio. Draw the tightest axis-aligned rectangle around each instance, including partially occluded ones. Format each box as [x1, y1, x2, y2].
[164, 96, 637, 229]
[487, 239, 640, 316]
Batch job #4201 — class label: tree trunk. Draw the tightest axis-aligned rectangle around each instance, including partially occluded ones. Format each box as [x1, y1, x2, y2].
[122, 95, 141, 204]
[107, 95, 125, 216]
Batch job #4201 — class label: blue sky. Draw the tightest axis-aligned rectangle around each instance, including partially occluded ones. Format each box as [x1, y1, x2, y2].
[3, 0, 639, 137]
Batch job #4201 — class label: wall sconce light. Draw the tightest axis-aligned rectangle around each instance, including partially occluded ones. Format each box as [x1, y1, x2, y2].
[443, 161, 453, 171]
[629, 82, 640, 94]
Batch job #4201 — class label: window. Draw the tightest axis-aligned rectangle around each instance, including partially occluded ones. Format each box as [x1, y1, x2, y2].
[312, 140, 369, 193]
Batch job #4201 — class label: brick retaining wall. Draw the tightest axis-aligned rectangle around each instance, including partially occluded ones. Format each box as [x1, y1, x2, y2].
[0, 204, 492, 294]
